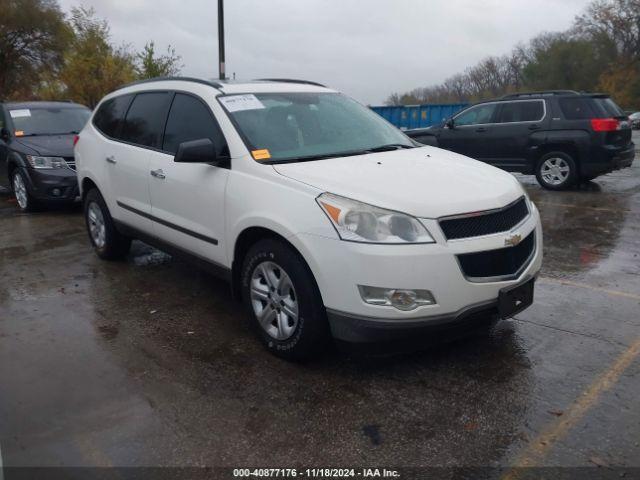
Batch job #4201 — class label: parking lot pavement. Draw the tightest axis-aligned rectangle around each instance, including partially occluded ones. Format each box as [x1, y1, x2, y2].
[0, 132, 639, 473]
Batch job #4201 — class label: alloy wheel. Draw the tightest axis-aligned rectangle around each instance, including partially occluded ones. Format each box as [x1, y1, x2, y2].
[250, 261, 299, 341]
[12, 173, 28, 210]
[87, 202, 107, 248]
[540, 157, 570, 186]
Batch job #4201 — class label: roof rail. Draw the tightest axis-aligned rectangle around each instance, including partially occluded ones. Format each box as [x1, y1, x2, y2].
[501, 90, 579, 99]
[120, 76, 223, 90]
[255, 78, 326, 88]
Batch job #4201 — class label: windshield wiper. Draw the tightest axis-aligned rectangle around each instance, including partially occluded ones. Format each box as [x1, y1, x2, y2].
[365, 144, 415, 153]
[268, 150, 372, 164]
[267, 144, 414, 164]
[18, 131, 79, 137]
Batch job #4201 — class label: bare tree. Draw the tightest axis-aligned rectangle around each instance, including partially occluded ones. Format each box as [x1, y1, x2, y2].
[575, 0, 640, 61]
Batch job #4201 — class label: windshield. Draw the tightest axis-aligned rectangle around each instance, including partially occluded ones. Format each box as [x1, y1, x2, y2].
[9, 106, 91, 136]
[219, 92, 413, 162]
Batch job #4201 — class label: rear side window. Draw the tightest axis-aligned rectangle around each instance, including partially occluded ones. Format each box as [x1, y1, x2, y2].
[497, 101, 544, 123]
[93, 94, 133, 138]
[592, 98, 625, 117]
[120, 92, 172, 148]
[559, 98, 597, 120]
[163, 93, 228, 155]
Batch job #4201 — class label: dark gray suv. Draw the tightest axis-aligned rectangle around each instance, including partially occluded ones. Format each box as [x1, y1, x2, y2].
[407, 91, 635, 190]
[0, 101, 91, 211]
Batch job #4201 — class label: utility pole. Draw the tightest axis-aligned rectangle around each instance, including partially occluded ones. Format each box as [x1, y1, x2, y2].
[218, 0, 226, 80]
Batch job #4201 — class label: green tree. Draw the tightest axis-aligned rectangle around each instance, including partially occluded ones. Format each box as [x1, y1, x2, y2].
[60, 7, 136, 108]
[522, 34, 612, 92]
[135, 41, 182, 79]
[0, 0, 71, 99]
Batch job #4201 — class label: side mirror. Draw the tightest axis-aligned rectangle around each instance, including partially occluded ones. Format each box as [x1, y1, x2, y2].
[445, 118, 455, 129]
[0, 127, 9, 141]
[174, 138, 218, 164]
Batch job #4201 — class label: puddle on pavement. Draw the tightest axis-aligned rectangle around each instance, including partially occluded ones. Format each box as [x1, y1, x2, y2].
[130, 242, 173, 266]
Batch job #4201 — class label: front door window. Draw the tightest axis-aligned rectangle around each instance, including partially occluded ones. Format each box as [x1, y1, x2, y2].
[454, 104, 497, 126]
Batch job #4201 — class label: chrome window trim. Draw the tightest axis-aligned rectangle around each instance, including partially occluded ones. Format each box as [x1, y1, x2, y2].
[452, 99, 546, 127]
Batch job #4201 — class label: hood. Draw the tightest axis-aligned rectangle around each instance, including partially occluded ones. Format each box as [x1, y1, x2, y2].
[273, 146, 524, 218]
[13, 134, 75, 157]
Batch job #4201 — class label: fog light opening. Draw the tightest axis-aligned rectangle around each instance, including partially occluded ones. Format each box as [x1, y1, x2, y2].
[358, 286, 436, 311]
[388, 290, 418, 311]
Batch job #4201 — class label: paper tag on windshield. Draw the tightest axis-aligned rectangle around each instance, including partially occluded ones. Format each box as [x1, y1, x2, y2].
[251, 149, 271, 161]
[219, 94, 265, 113]
[10, 109, 31, 118]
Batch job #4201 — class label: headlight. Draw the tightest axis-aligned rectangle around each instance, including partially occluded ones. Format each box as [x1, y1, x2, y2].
[26, 155, 69, 169]
[317, 192, 434, 244]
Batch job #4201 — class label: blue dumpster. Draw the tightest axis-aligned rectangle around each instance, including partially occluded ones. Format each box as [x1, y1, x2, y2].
[371, 104, 468, 130]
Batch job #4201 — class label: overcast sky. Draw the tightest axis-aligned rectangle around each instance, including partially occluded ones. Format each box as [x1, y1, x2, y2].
[58, 0, 593, 105]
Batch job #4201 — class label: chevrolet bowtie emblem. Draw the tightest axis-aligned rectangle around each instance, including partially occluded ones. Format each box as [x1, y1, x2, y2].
[505, 234, 522, 247]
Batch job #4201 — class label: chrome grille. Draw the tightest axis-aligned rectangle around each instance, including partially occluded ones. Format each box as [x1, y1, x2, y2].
[439, 197, 529, 240]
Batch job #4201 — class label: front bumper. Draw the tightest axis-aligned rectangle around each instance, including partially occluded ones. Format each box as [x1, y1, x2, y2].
[20, 166, 79, 202]
[297, 203, 543, 343]
[327, 298, 500, 343]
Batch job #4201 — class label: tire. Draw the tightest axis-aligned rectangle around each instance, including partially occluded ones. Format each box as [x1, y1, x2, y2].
[11, 169, 39, 212]
[241, 238, 330, 360]
[84, 188, 131, 260]
[535, 151, 578, 190]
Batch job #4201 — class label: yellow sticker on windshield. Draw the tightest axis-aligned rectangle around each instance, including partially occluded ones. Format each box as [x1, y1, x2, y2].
[252, 149, 271, 161]
[14, 130, 24, 137]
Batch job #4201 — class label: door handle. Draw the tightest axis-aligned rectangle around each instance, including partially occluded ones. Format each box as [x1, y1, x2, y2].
[150, 169, 166, 179]
[475, 127, 487, 133]
[105, 155, 116, 164]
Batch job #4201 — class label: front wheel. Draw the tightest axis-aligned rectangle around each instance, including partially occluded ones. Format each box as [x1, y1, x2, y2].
[84, 188, 131, 260]
[12, 170, 38, 212]
[241, 238, 330, 360]
[535, 152, 578, 190]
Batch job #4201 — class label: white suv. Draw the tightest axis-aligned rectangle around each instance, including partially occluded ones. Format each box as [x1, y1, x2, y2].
[75, 77, 543, 359]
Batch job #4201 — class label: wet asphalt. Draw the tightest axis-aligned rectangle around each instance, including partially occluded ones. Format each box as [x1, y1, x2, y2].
[0, 132, 639, 473]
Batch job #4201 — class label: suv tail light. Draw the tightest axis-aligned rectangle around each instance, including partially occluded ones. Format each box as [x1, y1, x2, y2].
[73, 135, 80, 147]
[591, 118, 620, 132]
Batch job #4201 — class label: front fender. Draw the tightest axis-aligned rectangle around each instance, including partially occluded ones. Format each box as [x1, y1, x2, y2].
[6, 151, 29, 184]
[8, 151, 28, 170]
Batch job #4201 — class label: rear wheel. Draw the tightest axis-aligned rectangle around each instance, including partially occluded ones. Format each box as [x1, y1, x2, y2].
[84, 188, 131, 260]
[535, 152, 578, 190]
[241, 238, 330, 360]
